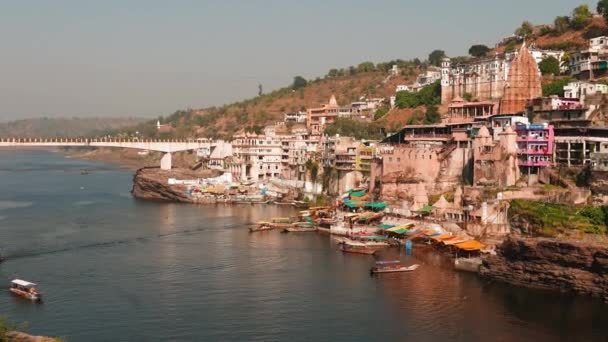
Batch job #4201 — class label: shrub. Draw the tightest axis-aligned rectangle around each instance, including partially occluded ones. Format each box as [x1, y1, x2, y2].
[374, 108, 389, 120]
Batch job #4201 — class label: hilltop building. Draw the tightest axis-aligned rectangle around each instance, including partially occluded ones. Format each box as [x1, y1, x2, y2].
[307, 95, 351, 134]
[441, 44, 545, 105]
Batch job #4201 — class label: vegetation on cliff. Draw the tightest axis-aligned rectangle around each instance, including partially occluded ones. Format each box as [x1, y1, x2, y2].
[509, 199, 608, 237]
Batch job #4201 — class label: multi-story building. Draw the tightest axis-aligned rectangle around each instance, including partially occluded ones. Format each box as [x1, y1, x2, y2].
[230, 132, 283, 181]
[307, 95, 351, 134]
[564, 81, 608, 104]
[570, 36, 608, 79]
[515, 123, 554, 175]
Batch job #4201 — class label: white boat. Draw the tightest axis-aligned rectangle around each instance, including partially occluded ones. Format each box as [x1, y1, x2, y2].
[371, 261, 420, 274]
[9, 279, 42, 301]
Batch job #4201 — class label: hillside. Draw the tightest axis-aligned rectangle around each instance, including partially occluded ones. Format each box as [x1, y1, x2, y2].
[0, 117, 146, 138]
[121, 63, 424, 139]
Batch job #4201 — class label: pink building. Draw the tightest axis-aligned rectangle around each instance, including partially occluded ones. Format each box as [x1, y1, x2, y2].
[515, 123, 554, 173]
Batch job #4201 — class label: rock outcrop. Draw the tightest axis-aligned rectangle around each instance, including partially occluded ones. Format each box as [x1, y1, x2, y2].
[480, 236, 608, 301]
[131, 167, 220, 203]
[6, 331, 57, 342]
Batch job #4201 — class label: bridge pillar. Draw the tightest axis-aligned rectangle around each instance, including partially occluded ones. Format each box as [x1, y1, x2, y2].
[160, 152, 172, 170]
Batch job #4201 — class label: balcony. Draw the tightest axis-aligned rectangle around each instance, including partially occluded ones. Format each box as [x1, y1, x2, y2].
[517, 136, 550, 142]
[518, 160, 551, 167]
[518, 149, 550, 155]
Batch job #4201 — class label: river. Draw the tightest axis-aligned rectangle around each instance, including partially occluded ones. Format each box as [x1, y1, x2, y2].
[0, 150, 606, 341]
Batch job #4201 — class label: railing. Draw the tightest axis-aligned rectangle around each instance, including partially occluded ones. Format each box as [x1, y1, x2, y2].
[518, 161, 551, 167]
[0, 138, 209, 143]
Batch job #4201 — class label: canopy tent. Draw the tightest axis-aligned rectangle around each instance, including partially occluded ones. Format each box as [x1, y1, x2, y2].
[442, 236, 473, 245]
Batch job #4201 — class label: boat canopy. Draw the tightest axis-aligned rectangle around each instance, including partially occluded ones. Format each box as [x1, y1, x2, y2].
[348, 189, 367, 197]
[377, 224, 395, 229]
[364, 202, 388, 210]
[361, 235, 388, 241]
[11, 279, 36, 287]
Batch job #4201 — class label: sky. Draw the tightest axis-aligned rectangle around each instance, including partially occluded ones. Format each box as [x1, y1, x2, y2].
[0, 0, 596, 120]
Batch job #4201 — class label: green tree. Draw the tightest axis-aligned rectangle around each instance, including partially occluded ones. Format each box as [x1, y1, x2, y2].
[505, 40, 518, 53]
[292, 76, 307, 90]
[542, 78, 573, 97]
[357, 61, 375, 73]
[538, 56, 561, 75]
[428, 50, 446, 66]
[424, 105, 441, 124]
[515, 21, 534, 38]
[571, 5, 591, 29]
[374, 108, 389, 120]
[395, 81, 441, 109]
[327, 68, 339, 78]
[554, 15, 570, 34]
[468, 44, 490, 57]
[599, 0, 608, 25]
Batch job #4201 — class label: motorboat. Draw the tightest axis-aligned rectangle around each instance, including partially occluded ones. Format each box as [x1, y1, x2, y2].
[283, 222, 317, 233]
[9, 279, 42, 301]
[371, 261, 420, 274]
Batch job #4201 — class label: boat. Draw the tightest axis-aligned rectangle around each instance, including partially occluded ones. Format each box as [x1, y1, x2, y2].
[282, 221, 317, 232]
[80, 169, 89, 175]
[9, 279, 42, 301]
[340, 241, 378, 255]
[370, 261, 420, 274]
[249, 221, 273, 232]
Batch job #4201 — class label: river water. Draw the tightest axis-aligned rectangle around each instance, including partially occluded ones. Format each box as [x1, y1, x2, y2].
[0, 150, 607, 341]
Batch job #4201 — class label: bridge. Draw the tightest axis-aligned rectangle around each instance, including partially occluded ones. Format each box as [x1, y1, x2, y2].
[0, 138, 212, 170]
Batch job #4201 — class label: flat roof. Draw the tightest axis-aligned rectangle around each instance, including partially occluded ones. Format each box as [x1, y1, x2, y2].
[11, 279, 36, 287]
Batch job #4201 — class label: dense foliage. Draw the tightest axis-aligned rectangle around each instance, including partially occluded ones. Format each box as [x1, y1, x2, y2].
[374, 108, 389, 120]
[538, 56, 561, 76]
[542, 78, 573, 97]
[571, 5, 592, 29]
[509, 200, 608, 236]
[324, 118, 384, 140]
[428, 50, 446, 67]
[468, 44, 490, 57]
[515, 21, 534, 38]
[395, 81, 441, 109]
[292, 76, 308, 90]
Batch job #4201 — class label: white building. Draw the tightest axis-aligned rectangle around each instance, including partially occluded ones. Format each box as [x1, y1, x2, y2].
[590, 36, 608, 50]
[490, 115, 529, 141]
[284, 111, 307, 124]
[570, 36, 608, 78]
[564, 81, 608, 104]
[529, 46, 565, 71]
[396, 85, 411, 92]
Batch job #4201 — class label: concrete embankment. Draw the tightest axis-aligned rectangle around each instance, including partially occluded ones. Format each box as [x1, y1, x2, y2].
[131, 167, 220, 203]
[480, 236, 608, 301]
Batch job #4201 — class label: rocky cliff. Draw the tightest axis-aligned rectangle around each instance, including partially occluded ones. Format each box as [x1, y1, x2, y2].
[480, 236, 608, 301]
[131, 167, 220, 203]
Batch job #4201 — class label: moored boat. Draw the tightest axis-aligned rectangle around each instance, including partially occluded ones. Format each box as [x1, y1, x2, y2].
[340, 241, 378, 255]
[9, 279, 42, 301]
[249, 221, 273, 232]
[370, 261, 420, 274]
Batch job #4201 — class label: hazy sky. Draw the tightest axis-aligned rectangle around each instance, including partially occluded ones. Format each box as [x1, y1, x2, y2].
[0, 0, 595, 120]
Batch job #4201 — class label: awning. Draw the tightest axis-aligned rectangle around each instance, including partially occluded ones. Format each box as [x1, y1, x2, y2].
[377, 224, 395, 229]
[349, 189, 367, 197]
[454, 240, 485, 251]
